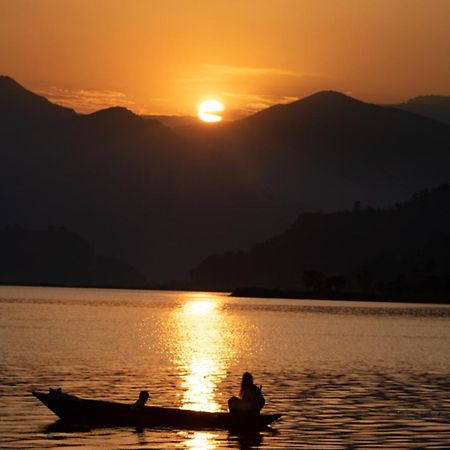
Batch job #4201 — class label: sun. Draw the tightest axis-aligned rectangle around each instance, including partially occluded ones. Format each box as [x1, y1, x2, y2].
[198, 99, 224, 123]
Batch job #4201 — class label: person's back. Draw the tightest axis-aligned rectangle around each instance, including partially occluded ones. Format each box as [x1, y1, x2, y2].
[241, 383, 265, 410]
[131, 390, 149, 411]
[228, 372, 265, 417]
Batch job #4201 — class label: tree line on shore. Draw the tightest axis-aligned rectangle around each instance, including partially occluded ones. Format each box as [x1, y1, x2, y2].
[191, 184, 450, 301]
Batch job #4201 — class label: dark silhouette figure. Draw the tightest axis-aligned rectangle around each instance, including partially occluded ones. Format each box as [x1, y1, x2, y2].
[131, 390, 149, 410]
[228, 372, 265, 417]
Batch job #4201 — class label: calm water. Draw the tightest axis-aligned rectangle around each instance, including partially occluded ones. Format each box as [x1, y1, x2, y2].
[0, 286, 449, 449]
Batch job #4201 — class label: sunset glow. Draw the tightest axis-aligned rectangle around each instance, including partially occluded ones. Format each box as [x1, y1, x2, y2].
[2, 1, 448, 116]
[2, 0, 450, 448]
[198, 100, 224, 123]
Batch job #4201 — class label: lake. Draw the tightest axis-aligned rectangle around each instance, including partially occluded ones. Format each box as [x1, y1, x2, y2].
[0, 286, 449, 449]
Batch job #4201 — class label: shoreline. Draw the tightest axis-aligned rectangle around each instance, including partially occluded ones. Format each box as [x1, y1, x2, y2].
[0, 281, 227, 293]
[230, 287, 450, 305]
[1, 282, 449, 305]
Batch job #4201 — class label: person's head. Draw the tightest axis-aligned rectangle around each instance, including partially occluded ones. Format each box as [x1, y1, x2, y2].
[139, 390, 149, 403]
[240, 372, 254, 393]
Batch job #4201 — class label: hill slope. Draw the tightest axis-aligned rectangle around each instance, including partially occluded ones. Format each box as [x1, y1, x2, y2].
[1, 77, 450, 282]
[0, 75, 75, 123]
[191, 185, 450, 297]
[394, 95, 450, 125]
[0, 226, 144, 287]
[208, 90, 450, 210]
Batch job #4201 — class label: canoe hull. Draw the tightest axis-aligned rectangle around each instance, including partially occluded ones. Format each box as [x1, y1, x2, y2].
[32, 391, 281, 431]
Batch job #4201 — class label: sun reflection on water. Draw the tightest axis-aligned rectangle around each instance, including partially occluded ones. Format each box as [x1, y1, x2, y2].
[184, 299, 216, 315]
[182, 357, 219, 411]
[173, 293, 233, 413]
[179, 430, 220, 450]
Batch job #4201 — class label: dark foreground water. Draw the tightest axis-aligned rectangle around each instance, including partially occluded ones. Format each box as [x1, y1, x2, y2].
[0, 286, 449, 449]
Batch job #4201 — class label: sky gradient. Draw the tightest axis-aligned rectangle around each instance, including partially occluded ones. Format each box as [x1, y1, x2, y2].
[1, 0, 450, 116]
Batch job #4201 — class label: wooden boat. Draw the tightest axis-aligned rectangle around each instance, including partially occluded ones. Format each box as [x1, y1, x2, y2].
[32, 391, 282, 431]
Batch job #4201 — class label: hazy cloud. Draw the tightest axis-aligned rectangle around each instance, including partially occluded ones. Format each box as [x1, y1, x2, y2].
[203, 64, 317, 79]
[221, 92, 299, 120]
[37, 87, 136, 113]
[178, 64, 325, 84]
[177, 63, 333, 117]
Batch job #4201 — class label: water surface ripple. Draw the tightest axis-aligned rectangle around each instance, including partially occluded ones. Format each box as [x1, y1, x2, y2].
[0, 286, 449, 449]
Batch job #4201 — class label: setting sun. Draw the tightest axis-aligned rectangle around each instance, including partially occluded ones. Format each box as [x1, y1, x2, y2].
[198, 100, 224, 123]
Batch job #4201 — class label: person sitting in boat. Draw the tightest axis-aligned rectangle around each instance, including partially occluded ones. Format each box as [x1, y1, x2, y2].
[131, 390, 149, 410]
[228, 372, 265, 417]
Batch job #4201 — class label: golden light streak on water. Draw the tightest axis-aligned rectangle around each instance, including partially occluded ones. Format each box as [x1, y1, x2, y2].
[173, 294, 233, 413]
[3, 288, 449, 448]
[184, 299, 216, 315]
[179, 430, 219, 450]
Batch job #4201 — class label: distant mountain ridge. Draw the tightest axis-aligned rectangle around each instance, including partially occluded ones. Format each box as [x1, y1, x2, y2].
[1, 76, 450, 283]
[142, 114, 197, 128]
[244, 90, 366, 123]
[0, 75, 75, 122]
[190, 184, 450, 297]
[394, 95, 450, 125]
[88, 106, 141, 122]
[0, 225, 144, 287]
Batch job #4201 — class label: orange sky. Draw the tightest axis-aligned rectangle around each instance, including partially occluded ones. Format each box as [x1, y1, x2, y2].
[1, 0, 449, 116]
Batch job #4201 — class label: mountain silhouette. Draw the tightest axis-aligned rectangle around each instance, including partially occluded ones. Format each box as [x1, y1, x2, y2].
[242, 90, 365, 126]
[142, 114, 197, 128]
[190, 184, 450, 297]
[1, 77, 450, 283]
[208, 89, 450, 210]
[87, 106, 143, 122]
[0, 225, 144, 287]
[0, 75, 75, 123]
[394, 95, 450, 125]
